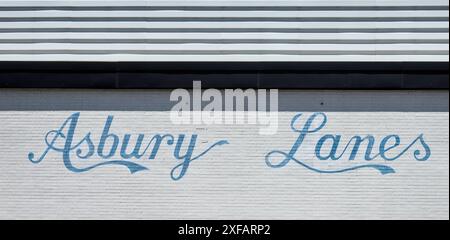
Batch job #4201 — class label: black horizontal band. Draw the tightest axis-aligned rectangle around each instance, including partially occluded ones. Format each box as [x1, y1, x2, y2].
[0, 62, 448, 89]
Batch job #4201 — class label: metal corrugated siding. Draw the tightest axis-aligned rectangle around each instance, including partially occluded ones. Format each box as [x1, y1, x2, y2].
[0, 0, 448, 62]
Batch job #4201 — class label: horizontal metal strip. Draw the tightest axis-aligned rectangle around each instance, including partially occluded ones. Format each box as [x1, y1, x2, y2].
[0, 54, 447, 62]
[2, 0, 448, 7]
[1, 10, 448, 18]
[0, 39, 447, 44]
[1, 32, 447, 40]
[2, 21, 447, 28]
[1, 43, 446, 51]
[0, 50, 447, 55]
[1, 17, 448, 22]
[2, 61, 447, 72]
[1, 28, 447, 33]
[1, 0, 447, 7]
[0, 6, 448, 11]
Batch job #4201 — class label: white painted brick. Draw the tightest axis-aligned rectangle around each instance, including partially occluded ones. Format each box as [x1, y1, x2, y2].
[0, 89, 448, 219]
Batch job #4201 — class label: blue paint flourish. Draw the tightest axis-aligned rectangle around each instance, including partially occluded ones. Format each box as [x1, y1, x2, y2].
[265, 112, 431, 175]
[28, 112, 229, 180]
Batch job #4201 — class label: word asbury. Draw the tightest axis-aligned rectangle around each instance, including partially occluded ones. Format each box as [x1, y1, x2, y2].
[28, 113, 229, 180]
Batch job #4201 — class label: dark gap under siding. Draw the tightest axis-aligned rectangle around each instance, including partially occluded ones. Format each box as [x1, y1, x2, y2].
[0, 62, 448, 89]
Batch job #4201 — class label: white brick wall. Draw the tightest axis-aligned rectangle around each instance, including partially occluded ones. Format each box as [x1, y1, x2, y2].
[0, 89, 448, 219]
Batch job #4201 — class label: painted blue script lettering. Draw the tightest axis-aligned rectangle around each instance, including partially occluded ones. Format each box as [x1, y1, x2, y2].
[265, 112, 431, 174]
[28, 113, 229, 180]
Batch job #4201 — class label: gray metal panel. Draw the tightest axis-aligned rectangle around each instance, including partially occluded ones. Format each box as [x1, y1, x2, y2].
[0, 0, 448, 61]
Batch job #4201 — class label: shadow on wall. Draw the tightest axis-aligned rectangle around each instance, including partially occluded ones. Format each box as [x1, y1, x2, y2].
[0, 89, 448, 112]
